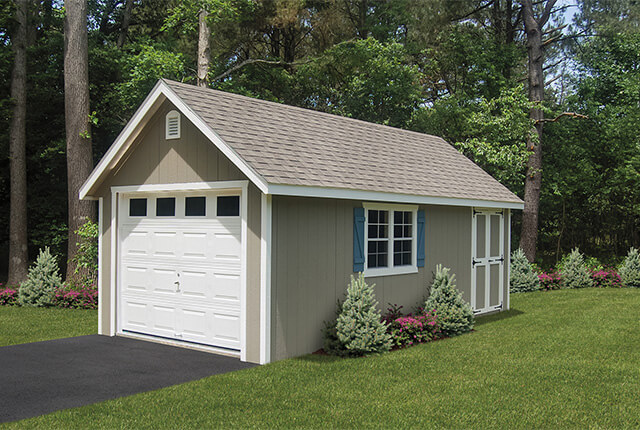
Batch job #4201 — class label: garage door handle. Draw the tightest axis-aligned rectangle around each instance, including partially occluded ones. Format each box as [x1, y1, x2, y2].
[174, 281, 181, 292]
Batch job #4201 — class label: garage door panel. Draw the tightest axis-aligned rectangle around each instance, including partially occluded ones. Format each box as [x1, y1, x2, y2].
[118, 190, 243, 352]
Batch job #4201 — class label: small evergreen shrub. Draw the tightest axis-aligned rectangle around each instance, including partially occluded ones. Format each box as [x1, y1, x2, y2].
[0, 286, 19, 306]
[18, 247, 63, 307]
[619, 247, 640, 288]
[538, 272, 562, 290]
[424, 265, 474, 337]
[510, 248, 540, 293]
[334, 274, 391, 356]
[560, 248, 593, 289]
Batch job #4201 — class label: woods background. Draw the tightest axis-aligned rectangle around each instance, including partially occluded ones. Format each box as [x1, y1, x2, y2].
[1, 0, 639, 282]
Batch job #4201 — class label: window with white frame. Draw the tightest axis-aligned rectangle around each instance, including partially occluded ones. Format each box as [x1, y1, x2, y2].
[364, 203, 418, 276]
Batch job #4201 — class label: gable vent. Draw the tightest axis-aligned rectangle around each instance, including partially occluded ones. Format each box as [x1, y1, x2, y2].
[165, 110, 181, 140]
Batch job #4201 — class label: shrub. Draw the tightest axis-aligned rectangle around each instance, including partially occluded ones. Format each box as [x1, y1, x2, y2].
[591, 269, 622, 288]
[619, 247, 640, 288]
[388, 311, 440, 348]
[18, 247, 63, 307]
[424, 265, 474, 337]
[538, 272, 562, 290]
[381, 303, 404, 325]
[53, 283, 98, 309]
[334, 274, 391, 356]
[0, 286, 19, 306]
[73, 220, 99, 283]
[510, 248, 540, 293]
[560, 248, 593, 289]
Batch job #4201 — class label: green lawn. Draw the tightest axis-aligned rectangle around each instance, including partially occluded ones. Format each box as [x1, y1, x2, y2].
[0, 306, 97, 347]
[4, 289, 640, 429]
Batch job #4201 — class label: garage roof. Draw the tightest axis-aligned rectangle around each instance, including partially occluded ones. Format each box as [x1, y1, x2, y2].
[80, 79, 523, 209]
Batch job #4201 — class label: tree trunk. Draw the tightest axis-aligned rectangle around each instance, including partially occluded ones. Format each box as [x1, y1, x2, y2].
[197, 8, 210, 87]
[8, 0, 29, 285]
[64, 0, 95, 282]
[519, 0, 556, 262]
[116, 0, 134, 48]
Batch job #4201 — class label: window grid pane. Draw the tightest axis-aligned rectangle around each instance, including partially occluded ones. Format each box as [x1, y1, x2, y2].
[393, 211, 412, 267]
[367, 210, 389, 269]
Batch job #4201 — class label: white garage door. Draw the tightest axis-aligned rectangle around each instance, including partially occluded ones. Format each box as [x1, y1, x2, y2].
[117, 190, 242, 351]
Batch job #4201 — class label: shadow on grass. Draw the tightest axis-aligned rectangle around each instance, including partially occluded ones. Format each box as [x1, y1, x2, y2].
[474, 308, 524, 326]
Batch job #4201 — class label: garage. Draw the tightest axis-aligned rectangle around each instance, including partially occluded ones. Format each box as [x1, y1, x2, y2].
[116, 187, 245, 353]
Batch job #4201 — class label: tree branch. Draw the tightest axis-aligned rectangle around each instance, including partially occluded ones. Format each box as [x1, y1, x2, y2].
[536, 112, 588, 124]
[212, 58, 312, 82]
[538, 0, 558, 28]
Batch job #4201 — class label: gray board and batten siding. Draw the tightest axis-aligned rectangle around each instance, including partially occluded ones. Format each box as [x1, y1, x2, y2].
[270, 195, 511, 361]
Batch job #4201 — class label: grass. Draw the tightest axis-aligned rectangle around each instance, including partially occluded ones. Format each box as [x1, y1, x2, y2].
[3, 289, 640, 429]
[0, 306, 97, 347]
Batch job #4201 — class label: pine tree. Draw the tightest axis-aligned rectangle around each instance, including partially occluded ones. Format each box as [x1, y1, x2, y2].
[619, 247, 640, 288]
[18, 247, 63, 307]
[561, 248, 593, 289]
[424, 265, 474, 337]
[335, 274, 391, 356]
[510, 248, 540, 292]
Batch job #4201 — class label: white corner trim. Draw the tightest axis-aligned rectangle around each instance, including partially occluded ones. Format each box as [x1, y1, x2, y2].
[260, 194, 272, 364]
[506, 209, 511, 311]
[97, 197, 103, 334]
[110, 191, 117, 336]
[239, 181, 249, 362]
[79, 80, 269, 200]
[267, 184, 524, 210]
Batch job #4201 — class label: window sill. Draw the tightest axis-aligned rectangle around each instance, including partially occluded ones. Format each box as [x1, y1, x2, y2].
[363, 266, 419, 278]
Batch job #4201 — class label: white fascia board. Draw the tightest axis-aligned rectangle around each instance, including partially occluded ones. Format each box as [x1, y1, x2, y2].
[266, 184, 525, 210]
[79, 80, 269, 200]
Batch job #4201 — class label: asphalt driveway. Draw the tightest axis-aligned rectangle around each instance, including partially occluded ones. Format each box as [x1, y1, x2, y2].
[0, 335, 254, 423]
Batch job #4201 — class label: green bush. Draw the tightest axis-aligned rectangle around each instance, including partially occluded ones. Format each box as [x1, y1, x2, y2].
[510, 248, 540, 293]
[333, 274, 391, 356]
[560, 248, 594, 289]
[73, 220, 99, 283]
[424, 265, 474, 337]
[619, 247, 640, 288]
[18, 247, 63, 307]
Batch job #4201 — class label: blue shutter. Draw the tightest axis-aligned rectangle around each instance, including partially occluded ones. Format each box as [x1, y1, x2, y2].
[353, 207, 365, 272]
[417, 210, 426, 267]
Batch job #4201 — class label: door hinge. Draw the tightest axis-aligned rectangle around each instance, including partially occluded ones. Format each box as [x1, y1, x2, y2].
[472, 258, 480, 267]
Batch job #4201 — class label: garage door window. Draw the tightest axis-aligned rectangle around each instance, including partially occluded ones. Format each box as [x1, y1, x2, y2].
[129, 198, 147, 217]
[156, 197, 176, 216]
[217, 196, 240, 216]
[185, 196, 206, 216]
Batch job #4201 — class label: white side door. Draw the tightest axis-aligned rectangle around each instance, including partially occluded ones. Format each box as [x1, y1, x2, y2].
[471, 209, 504, 314]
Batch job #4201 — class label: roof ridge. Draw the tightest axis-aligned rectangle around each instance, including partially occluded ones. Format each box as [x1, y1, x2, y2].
[162, 79, 445, 142]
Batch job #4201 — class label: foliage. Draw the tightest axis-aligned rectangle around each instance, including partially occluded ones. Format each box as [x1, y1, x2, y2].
[18, 247, 63, 307]
[73, 220, 99, 282]
[380, 303, 404, 325]
[387, 311, 440, 348]
[424, 265, 474, 337]
[53, 284, 98, 310]
[0, 286, 18, 306]
[619, 247, 640, 288]
[510, 248, 540, 293]
[295, 38, 421, 127]
[333, 274, 391, 356]
[538, 272, 562, 291]
[591, 269, 622, 289]
[558, 248, 594, 289]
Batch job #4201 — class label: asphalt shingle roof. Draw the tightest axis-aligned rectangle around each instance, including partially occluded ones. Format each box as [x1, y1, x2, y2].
[165, 79, 522, 204]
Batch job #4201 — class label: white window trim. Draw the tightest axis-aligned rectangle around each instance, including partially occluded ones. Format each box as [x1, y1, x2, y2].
[363, 202, 418, 278]
[165, 110, 181, 140]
